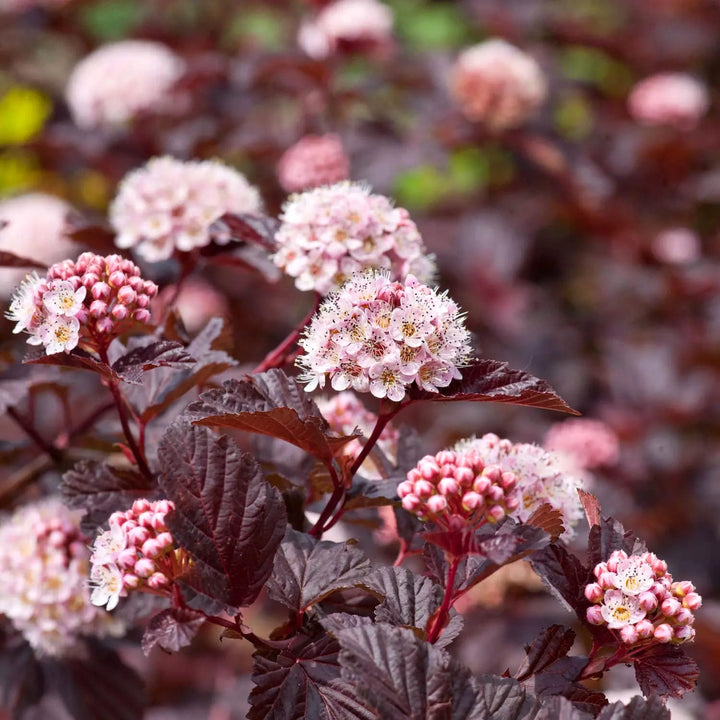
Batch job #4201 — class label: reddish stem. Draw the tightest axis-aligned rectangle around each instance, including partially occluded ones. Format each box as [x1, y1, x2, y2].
[6, 406, 63, 463]
[427, 555, 461, 644]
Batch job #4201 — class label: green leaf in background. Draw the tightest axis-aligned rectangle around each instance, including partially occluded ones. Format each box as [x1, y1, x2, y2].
[0, 150, 40, 196]
[225, 8, 286, 51]
[394, 164, 447, 210]
[554, 93, 594, 141]
[560, 46, 633, 97]
[448, 147, 489, 194]
[552, 0, 626, 34]
[0, 87, 52, 146]
[80, 0, 146, 41]
[390, 0, 470, 50]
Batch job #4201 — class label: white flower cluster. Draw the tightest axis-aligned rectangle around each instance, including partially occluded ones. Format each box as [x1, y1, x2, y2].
[297, 271, 472, 402]
[0, 498, 123, 656]
[273, 182, 436, 295]
[110, 156, 263, 262]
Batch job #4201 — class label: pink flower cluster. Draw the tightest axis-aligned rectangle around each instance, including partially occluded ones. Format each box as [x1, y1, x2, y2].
[90, 499, 184, 611]
[398, 449, 520, 528]
[6, 252, 157, 355]
[273, 182, 436, 295]
[585, 550, 701, 646]
[297, 271, 472, 401]
[277, 134, 350, 193]
[652, 227, 701, 265]
[543, 418, 619, 470]
[628, 73, 709, 131]
[0, 498, 123, 656]
[455, 434, 584, 536]
[110, 156, 263, 263]
[65, 41, 185, 130]
[449, 39, 547, 130]
[298, 0, 394, 60]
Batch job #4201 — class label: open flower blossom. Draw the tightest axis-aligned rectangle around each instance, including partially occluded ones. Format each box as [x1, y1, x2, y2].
[110, 156, 263, 263]
[0, 498, 123, 656]
[277, 134, 350, 193]
[585, 550, 701, 645]
[6, 252, 158, 355]
[273, 182, 436, 295]
[298, 0, 394, 60]
[449, 39, 547, 130]
[65, 40, 185, 129]
[628, 73, 709, 131]
[90, 499, 188, 610]
[543, 418, 620, 470]
[297, 271, 472, 402]
[455, 433, 585, 537]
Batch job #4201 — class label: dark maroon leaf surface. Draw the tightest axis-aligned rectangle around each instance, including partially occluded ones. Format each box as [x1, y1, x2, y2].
[24, 346, 123, 382]
[141, 607, 207, 655]
[111, 340, 195, 384]
[633, 645, 700, 699]
[0, 250, 46, 269]
[515, 625, 577, 682]
[587, 517, 646, 571]
[530, 544, 590, 616]
[209, 212, 280, 251]
[0, 378, 29, 413]
[596, 696, 670, 720]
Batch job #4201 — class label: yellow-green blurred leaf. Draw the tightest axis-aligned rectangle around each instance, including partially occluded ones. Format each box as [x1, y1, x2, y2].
[554, 94, 594, 141]
[0, 87, 52, 146]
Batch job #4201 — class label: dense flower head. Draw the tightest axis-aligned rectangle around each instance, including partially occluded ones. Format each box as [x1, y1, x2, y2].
[298, 0, 394, 60]
[273, 182, 436, 295]
[652, 227, 701, 265]
[0, 498, 123, 656]
[6, 252, 157, 355]
[297, 271, 472, 401]
[110, 156, 263, 263]
[455, 433, 585, 536]
[449, 39, 547, 130]
[585, 550, 701, 646]
[398, 448, 520, 528]
[543, 418, 620, 470]
[89, 499, 187, 611]
[628, 73, 709, 130]
[277, 134, 350, 193]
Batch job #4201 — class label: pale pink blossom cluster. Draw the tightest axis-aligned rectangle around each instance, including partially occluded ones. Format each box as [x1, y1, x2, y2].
[298, 0, 394, 60]
[455, 433, 585, 536]
[6, 252, 157, 355]
[110, 156, 263, 263]
[90, 499, 184, 611]
[628, 73, 709, 131]
[297, 271, 472, 401]
[65, 41, 185, 129]
[652, 227, 702, 265]
[449, 39, 547, 130]
[0, 498, 123, 656]
[543, 418, 620, 470]
[1, 0, 70, 12]
[277, 134, 350, 193]
[585, 550, 701, 646]
[398, 448, 520, 527]
[273, 182, 436, 295]
[0, 193, 76, 298]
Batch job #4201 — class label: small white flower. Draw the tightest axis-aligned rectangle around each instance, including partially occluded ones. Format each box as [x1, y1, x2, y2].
[91, 522, 127, 565]
[42, 281, 86, 317]
[5, 272, 41, 333]
[611, 557, 655, 596]
[90, 563, 124, 611]
[600, 589, 646, 629]
[38, 315, 80, 355]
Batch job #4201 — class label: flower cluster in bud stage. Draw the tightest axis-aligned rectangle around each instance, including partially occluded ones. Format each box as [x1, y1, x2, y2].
[272, 182, 436, 295]
[627, 73, 709, 131]
[585, 550, 701, 646]
[0, 498, 123, 657]
[6, 252, 157, 355]
[398, 448, 520, 529]
[449, 39, 547, 130]
[65, 41, 185, 129]
[110, 156, 263, 263]
[298, 0, 394, 60]
[543, 418, 619, 470]
[297, 271, 471, 401]
[277, 134, 350, 194]
[455, 434, 585, 536]
[90, 499, 184, 611]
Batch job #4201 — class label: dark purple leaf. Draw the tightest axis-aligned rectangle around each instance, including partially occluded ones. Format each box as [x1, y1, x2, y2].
[0, 378, 28, 414]
[253, 434, 315, 488]
[533, 697, 593, 720]
[158, 423, 286, 610]
[0, 250, 46, 269]
[528, 656, 590, 699]
[596, 696, 670, 720]
[633, 645, 699, 699]
[111, 340, 195, 384]
[578, 490, 601, 528]
[344, 474, 399, 510]
[208, 212, 280, 252]
[141, 607, 206, 655]
[411, 359, 579, 415]
[66, 221, 117, 252]
[530, 544, 590, 616]
[587, 517, 646, 571]
[526, 505, 565, 542]
[24, 346, 123, 382]
[515, 626, 577, 681]
[266, 528, 371, 613]
[0, 627, 42, 718]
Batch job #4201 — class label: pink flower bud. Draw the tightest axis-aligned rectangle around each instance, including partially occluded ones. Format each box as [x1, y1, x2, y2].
[473, 476, 490, 494]
[135, 293, 150, 308]
[638, 591, 658, 612]
[122, 519, 138, 531]
[128, 276, 144, 292]
[397, 480, 414, 498]
[584, 583, 603, 602]
[142, 538, 164, 558]
[462, 491, 484, 511]
[436, 451, 454, 466]
[134, 557, 156, 578]
[48, 530, 66, 547]
[683, 592, 702, 611]
[82, 273, 100, 288]
[607, 551, 627, 573]
[401, 494, 421, 512]
[120, 259, 136, 274]
[505, 495, 520, 512]
[127, 526, 151, 546]
[147, 572, 169, 589]
[117, 286, 136, 304]
[453, 467, 474, 487]
[635, 619, 654, 639]
[487, 505, 505, 523]
[143, 281, 158, 297]
[96, 317, 115, 333]
[414, 479, 434, 499]
[138, 511, 155, 528]
[674, 625, 695, 642]
[672, 580, 695, 597]
[661, 597, 681, 616]
[487, 485, 504, 503]
[156, 500, 173, 515]
[132, 499, 151, 514]
[426, 495, 448, 514]
[586, 605, 604, 625]
[654, 624, 673, 643]
[651, 581, 668, 597]
[620, 626, 638, 644]
[593, 562, 608, 579]
[674, 608, 693, 626]
[156, 532, 174, 549]
[133, 308, 151, 323]
[482, 465, 502, 483]
[598, 572, 616, 590]
[500, 472, 516, 492]
[90, 300, 108, 318]
[117, 548, 139, 569]
[123, 573, 140, 589]
[111, 304, 129, 320]
[108, 270, 127, 288]
[438, 477, 460, 496]
[440, 464, 455, 478]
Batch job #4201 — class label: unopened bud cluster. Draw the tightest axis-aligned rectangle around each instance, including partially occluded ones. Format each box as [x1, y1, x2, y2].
[543, 418, 619, 470]
[277, 134, 350, 193]
[0, 498, 123, 656]
[297, 271, 471, 401]
[90, 499, 185, 611]
[6, 252, 157, 355]
[398, 449, 520, 528]
[273, 182, 436, 295]
[585, 550, 701, 646]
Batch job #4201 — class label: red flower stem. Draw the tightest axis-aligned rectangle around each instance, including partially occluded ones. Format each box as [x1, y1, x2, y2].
[348, 399, 408, 477]
[309, 481, 346, 538]
[6, 406, 63, 463]
[66, 400, 115, 442]
[427, 555, 461, 644]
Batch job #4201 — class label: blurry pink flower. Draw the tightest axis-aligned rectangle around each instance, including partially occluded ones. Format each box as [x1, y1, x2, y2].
[0, 193, 75, 298]
[652, 228, 701, 264]
[277, 134, 350, 193]
[155, 276, 229, 333]
[628, 73, 709, 130]
[298, 0, 394, 60]
[449, 39, 547, 130]
[0, 0, 69, 11]
[65, 41, 185, 129]
[543, 418, 620, 469]
[110, 157, 263, 262]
